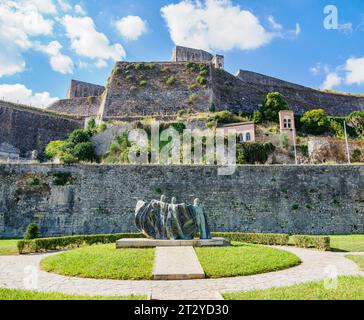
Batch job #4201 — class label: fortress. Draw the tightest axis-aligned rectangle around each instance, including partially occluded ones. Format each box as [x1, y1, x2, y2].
[1, 46, 364, 156]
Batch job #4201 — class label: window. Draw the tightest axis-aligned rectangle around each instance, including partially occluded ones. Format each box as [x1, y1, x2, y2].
[246, 132, 251, 142]
[287, 119, 292, 129]
[283, 119, 288, 129]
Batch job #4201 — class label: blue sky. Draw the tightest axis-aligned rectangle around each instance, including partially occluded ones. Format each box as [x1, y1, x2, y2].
[1, 0, 364, 107]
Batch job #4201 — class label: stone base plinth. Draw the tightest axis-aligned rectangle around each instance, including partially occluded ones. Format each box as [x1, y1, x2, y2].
[116, 238, 230, 249]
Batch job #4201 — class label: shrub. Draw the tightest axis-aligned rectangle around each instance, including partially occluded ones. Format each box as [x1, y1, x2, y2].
[199, 69, 208, 77]
[291, 235, 330, 251]
[279, 133, 289, 149]
[188, 83, 198, 91]
[97, 123, 107, 133]
[53, 172, 72, 186]
[238, 142, 275, 164]
[139, 80, 147, 86]
[352, 149, 362, 163]
[17, 233, 145, 254]
[68, 129, 91, 145]
[209, 103, 216, 113]
[166, 77, 177, 86]
[177, 109, 187, 117]
[213, 111, 245, 125]
[212, 232, 289, 246]
[59, 153, 78, 165]
[261, 92, 289, 122]
[188, 94, 198, 105]
[347, 111, 364, 138]
[252, 110, 263, 124]
[300, 109, 331, 135]
[112, 67, 123, 76]
[125, 75, 133, 82]
[23, 223, 40, 240]
[87, 96, 95, 105]
[45, 141, 64, 159]
[135, 63, 146, 70]
[72, 142, 96, 162]
[196, 75, 207, 85]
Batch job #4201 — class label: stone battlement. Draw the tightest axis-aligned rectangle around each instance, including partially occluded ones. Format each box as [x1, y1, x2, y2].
[67, 80, 105, 99]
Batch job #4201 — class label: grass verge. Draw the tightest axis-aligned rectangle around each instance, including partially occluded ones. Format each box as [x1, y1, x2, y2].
[0, 288, 146, 300]
[223, 276, 364, 300]
[346, 255, 364, 271]
[195, 242, 301, 278]
[0, 239, 19, 256]
[40, 244, 155, 280]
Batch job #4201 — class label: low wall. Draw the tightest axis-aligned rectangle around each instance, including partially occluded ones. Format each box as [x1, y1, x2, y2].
[0, 164, 363, 238]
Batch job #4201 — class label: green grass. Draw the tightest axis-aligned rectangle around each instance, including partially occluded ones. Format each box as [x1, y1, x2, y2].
[0, 239, 19, 256]
[223, 276, 364, 300]
[0, 288, 146, 300]
[330, 235, 364, 252]
[195, 242, 301, 278]
[40, 244, 155, 280]
[346, 255, 364, 271]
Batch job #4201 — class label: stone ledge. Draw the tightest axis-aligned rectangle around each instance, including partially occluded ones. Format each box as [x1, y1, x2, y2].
[116, 238, 230, 248]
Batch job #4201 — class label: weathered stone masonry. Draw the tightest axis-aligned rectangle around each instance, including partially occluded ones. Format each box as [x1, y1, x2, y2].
[0, 164, 363, 238]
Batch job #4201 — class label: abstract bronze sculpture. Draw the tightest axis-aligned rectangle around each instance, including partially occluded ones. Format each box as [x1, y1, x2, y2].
[135, 196, 211, 240]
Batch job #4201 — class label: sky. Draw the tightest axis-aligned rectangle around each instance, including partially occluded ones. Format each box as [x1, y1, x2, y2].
[1, 0, 364, 108]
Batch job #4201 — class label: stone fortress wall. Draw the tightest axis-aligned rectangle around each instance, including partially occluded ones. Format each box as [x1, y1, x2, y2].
[0, 164, 363, 238]
[66, 80, 105, 99]
[0, 101, 83, 156]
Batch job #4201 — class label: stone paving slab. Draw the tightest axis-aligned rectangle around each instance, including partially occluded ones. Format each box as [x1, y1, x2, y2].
[116, 238, 230, 248]
[153, 247, 205, 280]
[0, 247, 363, 300]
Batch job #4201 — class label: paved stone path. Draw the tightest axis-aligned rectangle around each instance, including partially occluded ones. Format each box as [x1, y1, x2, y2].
[0, 247, 363, 300]
[153, 247, 205, 280]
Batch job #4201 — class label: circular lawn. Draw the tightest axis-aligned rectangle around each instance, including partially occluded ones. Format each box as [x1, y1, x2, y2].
[40, 242, 301, 280]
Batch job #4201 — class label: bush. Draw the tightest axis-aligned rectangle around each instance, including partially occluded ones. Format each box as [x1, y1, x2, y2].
[261, 92, 289, 122]
[196, 75, 207, 85]
[238, 142, 275, 164]
[347, 111, 364, 138]
[291, 235, 330, 251]
[166, 77, 177, 86]
[23, 223, 40, 240]
[212, 232, 290, 246]
[279, 133, 289, 149]
[68, 129, 91, 145]
[72, 142, 96, 162]
[252, 110, 263, 124]
[17, 233, 145, 254]
[352, 149, 362, 163]
[59, 153, 78, 165]
[300, 109, 331, 135]
[45, 141, 64, 159]
[188, 94, 197, 105]
[139, 80, 147, 86]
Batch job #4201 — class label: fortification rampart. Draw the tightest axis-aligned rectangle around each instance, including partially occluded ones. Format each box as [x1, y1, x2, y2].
[67, 80, 105, 99]
[0, 164, 363, 238]
[0, 102, 83, 156]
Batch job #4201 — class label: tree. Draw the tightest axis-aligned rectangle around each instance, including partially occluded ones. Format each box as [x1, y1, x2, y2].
[347, 111, 364, 138]
[45, 141, 64, 159]
[72, 142, 97, 162]
[261, 92, 289, 122]
[300, 109, 331, 135]
[68, 129, 91, 145]
[23, 223, 39, 240]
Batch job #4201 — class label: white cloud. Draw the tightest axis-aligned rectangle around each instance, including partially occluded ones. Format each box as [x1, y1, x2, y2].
[268, 16, 282, 30]
[57, 0, 71, 11]
[59, 15, 126, 65]
[344, 56, 364, 85]
[116, 15, 148, 40]
[322, 72, 342, 89]
[74, 4, 86, 15]
[0, 0, 55, 77]
[161, 0, 298, 52]
[0, 84, 58, 108]
[36, 41, 74, 74]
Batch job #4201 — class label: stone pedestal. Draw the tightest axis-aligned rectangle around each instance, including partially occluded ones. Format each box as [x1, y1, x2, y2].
[116, 238, 230, 249]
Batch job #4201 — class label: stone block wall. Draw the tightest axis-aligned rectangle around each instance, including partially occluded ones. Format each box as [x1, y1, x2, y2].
[67, 80, 105, 99]
[47, 97, 101, 118]
[0, 164, 363, 238]
[100, 62, 213, 120]
[0, 101, 83, 156]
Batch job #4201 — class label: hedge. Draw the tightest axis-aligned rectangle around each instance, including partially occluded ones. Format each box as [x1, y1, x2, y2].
[212, 232, 290, 246]
[17, 233, 145, 254]
[291, 235, 330, 251]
